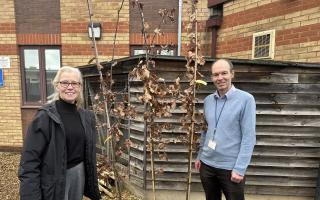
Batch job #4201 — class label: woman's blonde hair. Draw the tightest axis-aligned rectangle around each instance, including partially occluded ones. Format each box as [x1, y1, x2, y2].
[47, 66, 84, 107]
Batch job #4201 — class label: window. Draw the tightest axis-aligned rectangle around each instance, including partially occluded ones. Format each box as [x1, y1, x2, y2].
[157, 49, 174, 56]
[252, 30, 275, 59]
[133, 49, 147, 56]
[131, 45, 176, 56]
[20, 46, 61, 105]
[209, 4, 223, 17]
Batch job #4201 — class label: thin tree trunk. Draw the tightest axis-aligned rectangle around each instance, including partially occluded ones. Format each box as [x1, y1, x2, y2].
[136, 1, 156, 199]
[86, 0, 121, 199]
[149, 120, 156, 200]
[186, 2, 198, 200]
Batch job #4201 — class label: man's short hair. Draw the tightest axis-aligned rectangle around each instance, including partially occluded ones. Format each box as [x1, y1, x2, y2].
[212, 59, 234, 71]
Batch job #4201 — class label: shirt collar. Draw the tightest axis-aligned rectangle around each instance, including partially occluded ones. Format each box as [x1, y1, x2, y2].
[213, 85, 236, 99]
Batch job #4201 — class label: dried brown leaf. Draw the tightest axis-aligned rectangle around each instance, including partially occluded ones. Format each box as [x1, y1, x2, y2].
[138, 2, 143, 10]
[197, 56, 206, 66]
[190, 13, 196, 22]
[158, 143, 165, 149]
[175, 77, 180, 85]
[154, 28, 161, 35]
[144, 22, 150, 30]
[111, 61, 118, 67]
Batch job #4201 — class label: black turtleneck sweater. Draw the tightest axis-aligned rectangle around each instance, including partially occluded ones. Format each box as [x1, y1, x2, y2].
[56, 99, 85, 169]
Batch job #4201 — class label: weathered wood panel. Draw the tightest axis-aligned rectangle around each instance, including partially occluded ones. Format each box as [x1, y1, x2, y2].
[80, 56, 320, 197]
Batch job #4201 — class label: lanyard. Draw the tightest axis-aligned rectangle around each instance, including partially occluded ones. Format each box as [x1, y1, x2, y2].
[214, 97, 227, 130]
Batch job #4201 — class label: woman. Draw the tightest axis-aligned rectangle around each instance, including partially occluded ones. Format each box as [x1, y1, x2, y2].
[19, 66, 101, 200]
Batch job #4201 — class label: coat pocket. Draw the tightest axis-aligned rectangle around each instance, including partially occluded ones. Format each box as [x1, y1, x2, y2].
[40, 176, 55, 200]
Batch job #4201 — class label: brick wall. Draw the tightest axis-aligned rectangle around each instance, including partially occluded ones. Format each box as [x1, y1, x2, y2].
[60, 0, 130, 66]
[130, 0, 178, 33]
[14, 0, 61, 46]
[14, 0, 60, 34]
[2, 0, 319, 150]
[0, 0, 23, 149]
[129, 0, 179, 48]
[216, 0, 320, 62]
[181, 0, 211, 56]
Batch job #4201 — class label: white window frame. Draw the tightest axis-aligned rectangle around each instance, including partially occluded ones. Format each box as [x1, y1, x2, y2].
[252, 30, 275, 60]
[133, 49, 147, 56]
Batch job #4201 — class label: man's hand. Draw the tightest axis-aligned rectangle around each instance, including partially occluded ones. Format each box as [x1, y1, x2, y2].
[195, 160, 201, 170]
[231, 171, 244, 183]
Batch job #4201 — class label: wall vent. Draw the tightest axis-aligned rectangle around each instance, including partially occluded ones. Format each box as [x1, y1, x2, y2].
[252, 30, 275, 59]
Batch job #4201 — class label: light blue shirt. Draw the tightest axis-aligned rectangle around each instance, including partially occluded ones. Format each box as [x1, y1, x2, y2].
[197, 85, 256, 176]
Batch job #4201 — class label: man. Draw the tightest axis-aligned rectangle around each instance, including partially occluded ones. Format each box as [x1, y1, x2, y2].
[195, 59, 256, 200]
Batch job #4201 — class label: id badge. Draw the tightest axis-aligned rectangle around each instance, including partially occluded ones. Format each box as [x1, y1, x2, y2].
[208, 140, 216, 150]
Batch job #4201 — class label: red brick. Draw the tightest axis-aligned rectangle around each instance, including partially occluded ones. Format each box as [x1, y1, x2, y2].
[130, 32, 178, 45]
[222, 0, 319, 28]
[16, 34, 61, 45]
[182, 20, 207, 32]
[217, 22, 320, 54]
[61, 22, 129, 33]
[62, 44, 129, 56]
[0, 23, 16, 34]
[0, 44, 17, 55]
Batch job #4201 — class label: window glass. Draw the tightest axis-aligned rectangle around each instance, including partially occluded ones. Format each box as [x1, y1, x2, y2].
[159, 49, 174, 56]
[133, 49, 147, 56]
[21, 46, 61, 105]
[45, 49, 60, 98]
[132, 46, 176, 56]
[24, 49, 40, 102]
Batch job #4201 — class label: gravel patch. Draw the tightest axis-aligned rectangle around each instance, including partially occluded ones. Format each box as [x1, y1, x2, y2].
[0, 152, 20, 200]
[0, 152, 140, 200]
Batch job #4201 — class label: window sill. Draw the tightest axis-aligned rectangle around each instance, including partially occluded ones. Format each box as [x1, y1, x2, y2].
[21, 105, 42, 109]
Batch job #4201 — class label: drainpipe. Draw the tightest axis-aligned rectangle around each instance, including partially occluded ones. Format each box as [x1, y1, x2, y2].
[177, 0, 182, 56]
[206, 16, 222, 57]
[211, 27, 218, 57]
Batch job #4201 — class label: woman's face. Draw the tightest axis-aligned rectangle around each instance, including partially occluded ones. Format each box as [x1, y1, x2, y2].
[56, 72, 81, 104]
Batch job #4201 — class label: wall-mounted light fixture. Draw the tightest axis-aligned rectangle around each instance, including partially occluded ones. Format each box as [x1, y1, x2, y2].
[88, 22, 102, 40]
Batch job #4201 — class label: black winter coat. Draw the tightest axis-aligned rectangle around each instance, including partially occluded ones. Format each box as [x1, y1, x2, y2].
[18, 102, 101, 200]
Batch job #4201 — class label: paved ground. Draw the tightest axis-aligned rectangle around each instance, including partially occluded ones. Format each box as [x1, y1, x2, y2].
[144, 190, 314, 200]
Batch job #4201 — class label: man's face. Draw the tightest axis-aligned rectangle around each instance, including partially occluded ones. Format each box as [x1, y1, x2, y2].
[211, 60, 234, 93]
